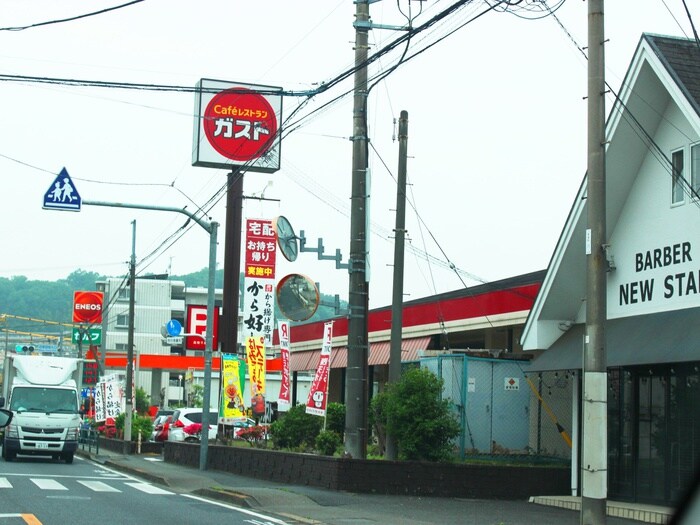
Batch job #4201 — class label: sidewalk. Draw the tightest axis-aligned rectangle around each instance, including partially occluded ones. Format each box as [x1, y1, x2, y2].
[75, 446, 674, 525]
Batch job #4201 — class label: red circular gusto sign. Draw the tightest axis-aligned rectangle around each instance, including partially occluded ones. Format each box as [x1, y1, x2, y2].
[73, 291, 104, 324]
[203, 88, 278, 162]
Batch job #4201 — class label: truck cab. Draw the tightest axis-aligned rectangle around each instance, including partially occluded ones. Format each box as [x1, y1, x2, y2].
[1, 354, 83, 464]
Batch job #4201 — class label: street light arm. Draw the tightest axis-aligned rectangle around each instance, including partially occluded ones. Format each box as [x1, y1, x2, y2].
[83, 200, 214, 234]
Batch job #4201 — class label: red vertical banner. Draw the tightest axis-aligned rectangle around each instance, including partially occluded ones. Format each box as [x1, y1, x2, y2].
[306, 322, 333, 417]
[277, 321, 291, 412]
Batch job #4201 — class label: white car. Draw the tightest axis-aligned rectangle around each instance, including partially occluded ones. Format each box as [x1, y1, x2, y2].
[167, 408, 217, 442]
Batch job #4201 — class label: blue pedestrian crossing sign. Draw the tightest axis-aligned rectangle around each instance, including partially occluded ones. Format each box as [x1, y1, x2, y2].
[43, 167, 81, 211]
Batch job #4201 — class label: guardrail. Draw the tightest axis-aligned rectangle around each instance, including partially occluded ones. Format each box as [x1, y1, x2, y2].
[79, 428, 100, 455]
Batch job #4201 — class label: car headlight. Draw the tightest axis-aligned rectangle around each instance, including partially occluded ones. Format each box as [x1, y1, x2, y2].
[66, 427, 79, 440]
[6, 423, 18, 438]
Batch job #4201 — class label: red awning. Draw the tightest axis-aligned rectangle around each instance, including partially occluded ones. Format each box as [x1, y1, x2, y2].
[368, 336, 430, 365]
[289, 337, 430, 372]
[289, 350, 316, 372]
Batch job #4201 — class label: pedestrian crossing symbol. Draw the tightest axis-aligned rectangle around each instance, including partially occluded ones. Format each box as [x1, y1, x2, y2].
[43, 167, 81, 211]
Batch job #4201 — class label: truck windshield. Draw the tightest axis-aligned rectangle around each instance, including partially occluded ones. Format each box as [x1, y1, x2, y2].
[10, 387, 78, 413]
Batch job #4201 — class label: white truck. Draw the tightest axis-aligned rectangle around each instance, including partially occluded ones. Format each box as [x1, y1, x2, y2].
[0, 353, 83, 463]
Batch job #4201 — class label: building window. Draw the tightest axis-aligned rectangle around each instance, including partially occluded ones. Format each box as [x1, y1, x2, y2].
[115, 343, 128, 352]
[672, 149, 685, 205]
[117, 288, 130, 301]
[692, 143, 700, 198]
[116, 314, 129, 328]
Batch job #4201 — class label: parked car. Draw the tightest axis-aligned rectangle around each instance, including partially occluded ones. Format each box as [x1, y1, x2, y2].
[230, 418, 261, 438]
[150, 415, 171, 442]
[167, 408, 216, 442]
[152, 408, 175, 420]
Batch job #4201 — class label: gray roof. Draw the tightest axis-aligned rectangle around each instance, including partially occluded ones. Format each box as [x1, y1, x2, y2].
[645, 33, 700, 117]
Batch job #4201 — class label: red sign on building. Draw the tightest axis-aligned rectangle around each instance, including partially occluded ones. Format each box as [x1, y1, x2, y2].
[73, 291, 104, 324]
[185, 304, 220, 351]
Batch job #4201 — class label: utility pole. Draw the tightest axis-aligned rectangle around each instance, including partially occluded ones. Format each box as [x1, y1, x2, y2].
[124, 219, 136, 448]
[386, 110, 408, 460]
[581, 1, 607, 524]
[345, 0, 371, 459]
[221, 170, 244, 357]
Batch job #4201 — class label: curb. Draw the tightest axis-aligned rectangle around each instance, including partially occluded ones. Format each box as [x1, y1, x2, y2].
[193, 488, 258, 508]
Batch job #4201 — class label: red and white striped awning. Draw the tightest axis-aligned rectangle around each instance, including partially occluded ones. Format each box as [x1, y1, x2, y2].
[289, 336, 430, 372]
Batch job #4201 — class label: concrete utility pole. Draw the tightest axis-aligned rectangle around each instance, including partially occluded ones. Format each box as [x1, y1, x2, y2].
[386, 110, 408, 461]
[124, 219, 136, 448]
[345, 0, 371, 459]
[581, 1, 607, 524]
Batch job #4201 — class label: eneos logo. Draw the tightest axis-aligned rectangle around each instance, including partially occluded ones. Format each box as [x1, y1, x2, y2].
[73, 291, 104, 324]
[203, 87, 278, 162]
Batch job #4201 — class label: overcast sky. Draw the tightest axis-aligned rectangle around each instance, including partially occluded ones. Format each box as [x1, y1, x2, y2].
[0, 0, 696, 309]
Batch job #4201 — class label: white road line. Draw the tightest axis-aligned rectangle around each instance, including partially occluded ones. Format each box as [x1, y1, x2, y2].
[182, 494, 289, 525]
[125, 482, 173, 495]
[143, 457, 163, 462]
[0, 477, 11, 488]
[31, 478, 68, 490]
[77, 480, 121, 492]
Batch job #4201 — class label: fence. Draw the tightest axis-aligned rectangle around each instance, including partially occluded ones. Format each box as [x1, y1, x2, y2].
[420, 355, 573, 463]
[79, 427, 100, 455]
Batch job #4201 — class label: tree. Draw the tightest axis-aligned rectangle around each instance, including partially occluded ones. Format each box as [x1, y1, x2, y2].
[135, 387, 150, 413]
[375, 367, 460, 462]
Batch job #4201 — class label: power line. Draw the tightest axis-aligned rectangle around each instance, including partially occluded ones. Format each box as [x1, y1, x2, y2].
[0, 1, 147, 32]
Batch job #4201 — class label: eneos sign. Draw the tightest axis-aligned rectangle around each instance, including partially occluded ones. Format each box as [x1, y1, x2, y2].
[192, 79, 282, 173]
[73, 291, 104, 324]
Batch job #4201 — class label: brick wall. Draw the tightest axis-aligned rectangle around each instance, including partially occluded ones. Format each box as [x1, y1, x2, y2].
[164, 442, 569, 499]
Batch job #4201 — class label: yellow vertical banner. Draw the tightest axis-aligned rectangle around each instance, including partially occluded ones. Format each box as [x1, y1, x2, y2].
[221, 354, 246, 422]
[246, 335, 267, 417]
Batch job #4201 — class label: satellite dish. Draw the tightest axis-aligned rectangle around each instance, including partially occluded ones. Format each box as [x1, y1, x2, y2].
[277, 273, 319, 322]
[274, 215, 299, 262]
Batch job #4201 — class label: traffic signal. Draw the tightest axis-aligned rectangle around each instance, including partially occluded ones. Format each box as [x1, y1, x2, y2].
[15, 344, 35, 353]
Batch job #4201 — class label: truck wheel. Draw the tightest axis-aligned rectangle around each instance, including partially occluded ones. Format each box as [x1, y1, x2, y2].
[63, 453, 74, 464]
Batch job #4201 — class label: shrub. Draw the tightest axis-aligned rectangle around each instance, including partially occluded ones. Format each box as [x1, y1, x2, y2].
[237, 425, 267, 446]
[269, 404, 323, 450]
[369, 390, 390, 456]
[114, 412, 154, 442]
[315, 430, 342, 456]
[325, 402, 345, 437]
[378, 367, 460, 462]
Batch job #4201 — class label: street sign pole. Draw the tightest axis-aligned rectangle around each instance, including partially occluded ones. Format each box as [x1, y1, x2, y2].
[78, 199, 219, 470]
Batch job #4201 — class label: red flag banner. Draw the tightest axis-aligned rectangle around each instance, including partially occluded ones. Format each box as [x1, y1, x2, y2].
[277, 321, 291, 411]
[306, 322, 333, 417]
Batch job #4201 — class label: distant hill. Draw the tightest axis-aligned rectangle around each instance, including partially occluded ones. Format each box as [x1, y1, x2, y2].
[0, 268, 347, 327]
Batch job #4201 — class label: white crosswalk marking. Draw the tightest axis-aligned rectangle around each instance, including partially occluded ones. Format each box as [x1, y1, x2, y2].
[0, 478, 11, 488]
[125, 482, 173, 495]
[31, 478, 68, 490]
[77, 480, 122, 492]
